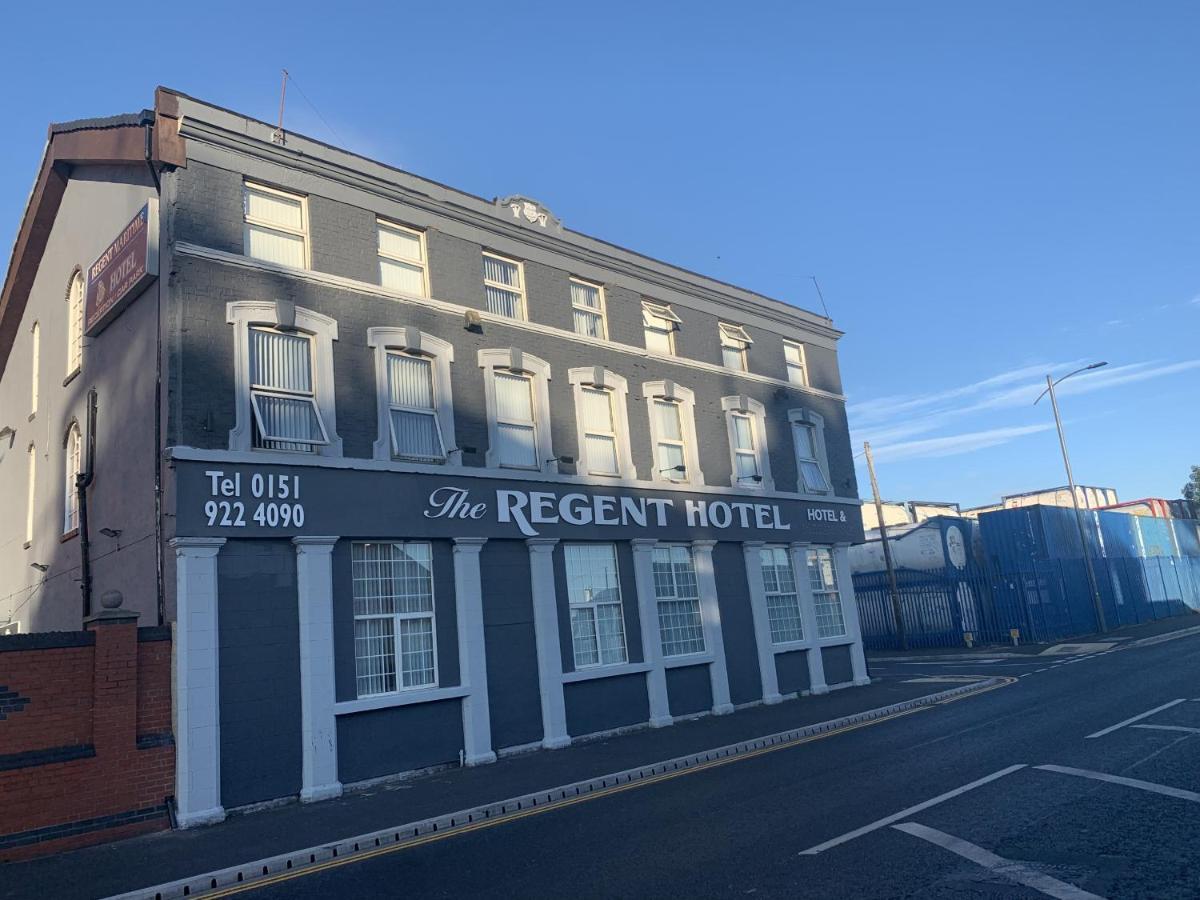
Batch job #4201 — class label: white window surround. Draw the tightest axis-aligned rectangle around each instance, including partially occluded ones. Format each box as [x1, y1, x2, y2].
[63, 422, 81, 535]
[175, 243, 848, 404]
[567, 367, 634, 479]
[368, 327, 457, 464]
[788, 408, 832, 496]
[720, 395, 775, 491]
[226, 301, 342, 456]
[243, 182, 310, 269]
[479, 348, 555, 473]
[643, 380, 703, 486]
[29, 321, 39, 416]
[377, 220, 430, 298]
[66, 269, 84, 378]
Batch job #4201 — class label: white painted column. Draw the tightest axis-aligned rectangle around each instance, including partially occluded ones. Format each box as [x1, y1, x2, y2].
[171, 537, 226, 828]
[790, 541, 829, 695]
[690, 540, 734, 715]
[834, 543, 872, 685]
[453, 538, 496, 765]
[741, 542, 782, 705]
[527, 538, 570, 749]
[293, 536, 342, 803]
[630, 539, 672, 727]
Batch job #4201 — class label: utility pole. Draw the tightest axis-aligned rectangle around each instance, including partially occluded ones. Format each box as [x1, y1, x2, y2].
[864, 441, 906, 650]
[1043, 374, 1108, 634]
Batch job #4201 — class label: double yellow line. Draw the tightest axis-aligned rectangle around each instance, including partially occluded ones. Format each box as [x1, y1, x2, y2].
[199, 679, 1010, 897]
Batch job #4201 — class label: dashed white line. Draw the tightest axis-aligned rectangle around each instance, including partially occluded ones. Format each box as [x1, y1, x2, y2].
[1036, 764, 1200, 803]
[799, 765, 1027, 855]
[1085, 699, 1187, 739]
[892, 822, 1104, 900]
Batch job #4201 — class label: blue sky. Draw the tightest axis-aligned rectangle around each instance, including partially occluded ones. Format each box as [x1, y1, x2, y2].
[1, 1, 1196, 507]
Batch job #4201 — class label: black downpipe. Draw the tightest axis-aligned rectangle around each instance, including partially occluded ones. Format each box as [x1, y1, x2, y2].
[145, 119, 165, 626]
[77, 389, 97, 621]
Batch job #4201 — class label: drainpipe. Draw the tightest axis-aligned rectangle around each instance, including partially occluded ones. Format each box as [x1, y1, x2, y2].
[144, 114, 165, 626]
[77, 389, 98, 620]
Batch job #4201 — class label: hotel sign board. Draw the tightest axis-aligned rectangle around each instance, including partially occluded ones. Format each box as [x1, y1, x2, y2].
[85, 200, 159, 336]
[174, 461, 865, 544]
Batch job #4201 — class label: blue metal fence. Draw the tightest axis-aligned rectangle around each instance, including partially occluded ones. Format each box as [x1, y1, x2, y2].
[854, 555, 1200, 650]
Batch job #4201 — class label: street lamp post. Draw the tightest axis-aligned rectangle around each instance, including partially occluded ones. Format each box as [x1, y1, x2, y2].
[1035, 362, 1108, 634]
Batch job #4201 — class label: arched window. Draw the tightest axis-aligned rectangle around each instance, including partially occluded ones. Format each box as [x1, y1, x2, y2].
[25, 444, 36, 547]
[63, 423, 82, 534]
[30, 322, 39, 415]
[66, 270, 84, 376]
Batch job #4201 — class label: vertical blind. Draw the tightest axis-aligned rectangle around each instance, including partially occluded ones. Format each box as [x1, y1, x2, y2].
[379, 224, 426, 296]
[244, 186, 306, 269]
[570, 281, 605, 338]
[655, 400, 685, 479]
[387, 353, 444, 460]
[484, 255, 522, 318]
[580, 387, 618, 475]
[495, 372, 537, 467]
[248, 328, 326, 450]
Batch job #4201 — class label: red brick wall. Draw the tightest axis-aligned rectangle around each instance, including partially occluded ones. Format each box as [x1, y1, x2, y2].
[0, 617, 175, 862]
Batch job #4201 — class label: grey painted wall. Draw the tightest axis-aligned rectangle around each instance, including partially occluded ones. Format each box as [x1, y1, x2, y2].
[666, 663, 712, 717]
[217, 540, 302, 808]
[564, 673, 649, 737]
[331, 538, 459, 704]
[821, 644, 854, 686]
[337, 699, 464, 784]
[711, 543, 763, 706]
[0, 166, 160, 633]
[480, 541, 543, 749]
[774, 649, 812, 696]
[165, 161, 858, 500]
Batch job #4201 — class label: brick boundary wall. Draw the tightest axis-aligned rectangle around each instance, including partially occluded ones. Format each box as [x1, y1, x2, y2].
[0, 611, 175, 862]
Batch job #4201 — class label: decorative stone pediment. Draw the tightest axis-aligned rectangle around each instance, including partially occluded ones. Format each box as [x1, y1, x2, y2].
[495, 195, 562, 231]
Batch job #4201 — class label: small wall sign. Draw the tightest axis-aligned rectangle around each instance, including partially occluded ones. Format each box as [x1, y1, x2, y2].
[85, 200, 159, 336]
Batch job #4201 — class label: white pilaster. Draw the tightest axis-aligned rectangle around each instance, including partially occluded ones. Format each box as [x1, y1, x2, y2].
[630, 539, 672, 727]
[453, 538, 496, 765]
[790, 541, 829, 695]
[527, 539, 570, 749]
[834, 543, 872, 685]
[742, 542, 782, 704]
[690, 540, 733, 715]
[171, 537, 226, 828]
[293, 537, 342, 803]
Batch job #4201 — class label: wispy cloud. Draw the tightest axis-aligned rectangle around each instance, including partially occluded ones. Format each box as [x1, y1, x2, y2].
[866, 423, 1056, 463]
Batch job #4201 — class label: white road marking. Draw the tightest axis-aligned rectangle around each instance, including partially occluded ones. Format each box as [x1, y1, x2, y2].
[1085, 699, 1186, 739]
[1036, 765, 1200, 803]
[1131, 724, 1200, 735]
[798, 765, 1027, 855]
[892, 822, 1104, 900]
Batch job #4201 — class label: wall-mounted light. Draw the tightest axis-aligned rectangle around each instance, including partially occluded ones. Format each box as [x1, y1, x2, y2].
[463, 310, 482, 332]
[659, 465, 687, 475]
[447, 446, 477, 455]
[99, 527, 122, 538]
[546, 455, 575, 466]
[737, 474, 764, 483]
[29, 563, 49, 573]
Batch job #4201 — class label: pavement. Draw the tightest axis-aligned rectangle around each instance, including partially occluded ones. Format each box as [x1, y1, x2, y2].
[6, 611, 1199, 899]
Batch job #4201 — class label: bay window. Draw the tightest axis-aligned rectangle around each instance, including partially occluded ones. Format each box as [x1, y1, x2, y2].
[565, 543, 627, 668]
[352, 541, 438, 696]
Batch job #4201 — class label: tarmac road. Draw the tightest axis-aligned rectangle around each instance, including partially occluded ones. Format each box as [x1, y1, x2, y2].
[230, 628, 1200, 898]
